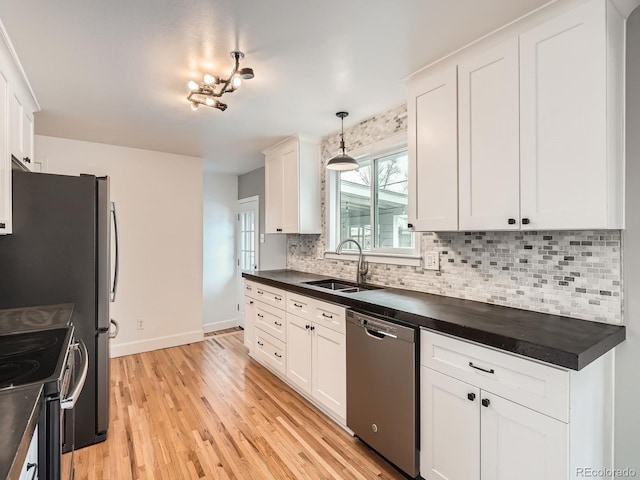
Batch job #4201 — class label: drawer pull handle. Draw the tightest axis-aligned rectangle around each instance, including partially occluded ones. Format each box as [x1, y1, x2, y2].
[310, 325, 315, 331]
[257, 313, 264, 318]
[321, 313, 333, 319]
[249, 301, 254, 305]
[305, 324, 310, 330]
[467, 393, 476, 401]
[294, 303, 303, 308]
[257, 341, 264, 346]
[275, 352, 282, 358]
[469, 362, 494, 374]
[482, 398, 491, 408]
[257, 290, 264, 295]
[246, 286, 252, 291]
[274, 321, 282, 327]
[275, 296, 282, 301]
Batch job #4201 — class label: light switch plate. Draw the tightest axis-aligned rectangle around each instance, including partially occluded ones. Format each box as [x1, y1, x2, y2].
[424, 251, 440, 271]
[260, 233, 265, 243]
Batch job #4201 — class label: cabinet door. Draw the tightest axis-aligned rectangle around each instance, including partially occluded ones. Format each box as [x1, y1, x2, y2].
[458, 39, 520, 231]
[480, 392, 567, 480]
[265, 152, 284, 233]
[312, 323, 346, 420]
[22, 111, 33, 168]
[408, 65, 458, 231]
[520, 0, 608, 229]
[244, 296, 255, 353]
[0, 72, 10, 235]
[285, 313, 312, 395]
[281, 143, 299, 233]
[9, 89, 23, 162]
[421, 367, 480, 480]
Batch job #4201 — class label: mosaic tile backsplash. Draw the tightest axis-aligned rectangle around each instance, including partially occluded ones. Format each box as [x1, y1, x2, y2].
[286, 105, 623, 324]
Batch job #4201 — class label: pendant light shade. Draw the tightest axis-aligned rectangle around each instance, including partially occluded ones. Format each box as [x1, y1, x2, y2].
[326, 112, 358, 171]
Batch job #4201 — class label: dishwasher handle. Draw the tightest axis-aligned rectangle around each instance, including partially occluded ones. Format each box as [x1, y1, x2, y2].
[365, 327, 397, 340]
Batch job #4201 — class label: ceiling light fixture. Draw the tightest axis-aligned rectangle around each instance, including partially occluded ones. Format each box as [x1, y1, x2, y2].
[326, 111, 358, 170]
[187, 51, 255, 112]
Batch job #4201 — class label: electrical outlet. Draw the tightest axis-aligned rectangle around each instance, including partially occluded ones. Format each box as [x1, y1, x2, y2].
[137, 319, 144, 330]
[424, 251, 440, 271]
[260, 233, 265, 243]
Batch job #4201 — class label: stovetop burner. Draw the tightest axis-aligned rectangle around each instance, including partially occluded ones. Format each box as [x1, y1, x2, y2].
[0, 328, 71, 390]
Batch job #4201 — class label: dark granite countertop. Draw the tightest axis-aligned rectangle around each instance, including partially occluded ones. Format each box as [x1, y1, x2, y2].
[0, 303, 74, 335]
[0, 384, 43, 480]
[244, 269, 625, 370]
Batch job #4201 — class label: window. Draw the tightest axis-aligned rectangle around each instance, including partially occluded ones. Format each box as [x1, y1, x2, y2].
[328, 145, 416, 257]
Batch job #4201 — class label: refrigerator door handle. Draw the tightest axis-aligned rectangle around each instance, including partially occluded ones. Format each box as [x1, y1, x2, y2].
[110, 201, 120, 302]
[109, 319, 119, 339]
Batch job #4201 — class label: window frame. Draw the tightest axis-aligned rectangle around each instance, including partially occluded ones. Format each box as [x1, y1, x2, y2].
[326, 133, 419, 261]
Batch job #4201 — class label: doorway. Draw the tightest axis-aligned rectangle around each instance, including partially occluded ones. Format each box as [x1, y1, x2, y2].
[236, 196, 259, 326]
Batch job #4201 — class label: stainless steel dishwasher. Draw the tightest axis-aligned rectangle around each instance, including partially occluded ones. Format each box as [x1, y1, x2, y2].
[346, 310, 418, 478]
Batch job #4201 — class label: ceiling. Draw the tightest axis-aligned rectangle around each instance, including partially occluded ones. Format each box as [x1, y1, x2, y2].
[0, 0, 552, 174]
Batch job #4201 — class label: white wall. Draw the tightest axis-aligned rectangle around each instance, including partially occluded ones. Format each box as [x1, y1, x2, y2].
[615, 6, 640, 472]
[202, 172, 238, 332]
[36, 135, 204, 357]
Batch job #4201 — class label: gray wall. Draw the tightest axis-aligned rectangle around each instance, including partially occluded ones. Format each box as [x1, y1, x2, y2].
[238, 167, 287, 271]
[615, 6, 640, 472]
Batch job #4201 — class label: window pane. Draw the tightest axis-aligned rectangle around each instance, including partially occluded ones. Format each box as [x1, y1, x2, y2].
[374, 151, 413, 249]
[339, 160, 371, 250]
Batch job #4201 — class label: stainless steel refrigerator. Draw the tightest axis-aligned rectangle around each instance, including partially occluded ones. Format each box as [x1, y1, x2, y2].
[0, 170, 119, 450]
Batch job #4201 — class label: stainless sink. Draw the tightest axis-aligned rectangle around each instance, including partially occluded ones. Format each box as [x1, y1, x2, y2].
[303, 279, 382, 293]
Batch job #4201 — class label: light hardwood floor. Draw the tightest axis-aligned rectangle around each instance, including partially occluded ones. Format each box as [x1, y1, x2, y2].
[73, 331, 405, 479]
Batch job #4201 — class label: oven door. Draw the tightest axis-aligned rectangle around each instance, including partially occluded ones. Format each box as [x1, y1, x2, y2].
[60, 340, 89, 480]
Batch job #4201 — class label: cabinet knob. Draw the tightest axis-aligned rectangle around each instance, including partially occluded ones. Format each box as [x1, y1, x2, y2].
[482, 398, 490, 408]
[23, 157, 31, 163]
[407, 223, 414, 229]
[467, 393, 476, 401]
[0, 223, 5, 229]
[305, 324, 310, 330]
[249, 301, 254, 305]
[522, 218, 530, 225]
[508, 218, 516, 225]
[310, 325, 315, 331]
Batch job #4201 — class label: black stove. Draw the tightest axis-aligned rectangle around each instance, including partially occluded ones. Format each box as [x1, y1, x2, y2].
[0, 328, 72, 394]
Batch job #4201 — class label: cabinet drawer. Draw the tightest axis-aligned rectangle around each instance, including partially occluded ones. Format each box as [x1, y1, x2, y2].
[255, 330, 286, 377]
[286, 291, 313, 318]
[253, 283, 286, 309]
[313, 301, 346, 334]
[255, 301, 286, 342]
[244, 280, 259, 300]
[420, 330, 569, 422]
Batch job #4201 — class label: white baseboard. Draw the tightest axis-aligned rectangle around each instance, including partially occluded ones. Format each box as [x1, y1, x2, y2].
[203, 318, 238, 334]
[110, 330, 204, 358]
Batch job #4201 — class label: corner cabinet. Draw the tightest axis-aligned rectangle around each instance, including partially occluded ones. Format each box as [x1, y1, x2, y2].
[420, 330, 613, 480]
[407, 0, 625, 232]
[0, 21, 40, 235]
[263, 135, 321, 234]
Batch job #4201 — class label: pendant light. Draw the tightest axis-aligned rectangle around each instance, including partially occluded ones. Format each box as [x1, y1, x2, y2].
[326, 111, 359, 171]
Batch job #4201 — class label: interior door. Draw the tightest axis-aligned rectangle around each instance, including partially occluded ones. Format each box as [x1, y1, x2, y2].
[236, 197, 259, 326]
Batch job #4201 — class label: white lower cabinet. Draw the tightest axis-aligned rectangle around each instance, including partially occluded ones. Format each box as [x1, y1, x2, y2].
[286, 311, 346, 422]
[421, 330, 613, 480]
[244, 282, 347, 426]
[19, 424, 38, 480]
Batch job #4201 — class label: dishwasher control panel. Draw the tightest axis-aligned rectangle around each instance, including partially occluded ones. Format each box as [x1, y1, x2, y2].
[347, 310, 415, 342]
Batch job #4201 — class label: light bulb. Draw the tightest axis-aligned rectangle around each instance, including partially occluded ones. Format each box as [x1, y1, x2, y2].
[203, 74, 217, 85]
[190, 101, 199, 111]
[205, 97, 217, 106]
[232, 75, 242, 88]
[188, 80, 199, 91]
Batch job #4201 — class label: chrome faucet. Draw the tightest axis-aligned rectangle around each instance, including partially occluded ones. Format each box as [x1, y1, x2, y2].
[336, 238, 369, 285]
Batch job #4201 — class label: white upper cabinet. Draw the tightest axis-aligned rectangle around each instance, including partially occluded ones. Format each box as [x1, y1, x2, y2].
[520, 0, 623, 230]
[264, 135, 321, 234]
[0, 20, 40, 235]
[0, 72, 9, 235]
[407, 0, 625, 232]
[407, 65, 458, 231]
[458, 39, 520, 231]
